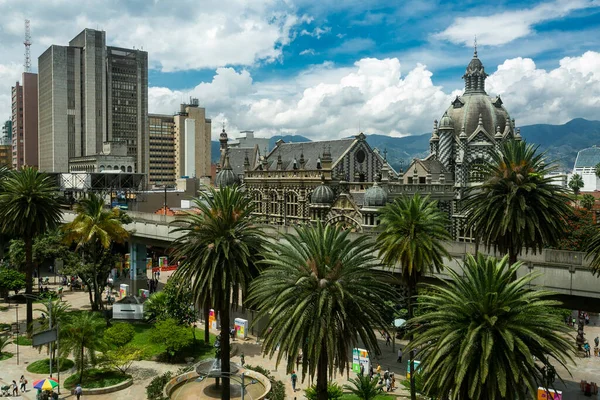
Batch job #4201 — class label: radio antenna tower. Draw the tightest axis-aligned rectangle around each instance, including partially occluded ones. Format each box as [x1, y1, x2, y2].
[24, 19, 31, 72]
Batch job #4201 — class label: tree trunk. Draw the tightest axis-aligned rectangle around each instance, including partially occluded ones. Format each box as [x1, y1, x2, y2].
[220, 296, 231, 400]
[408, 280, 416, 400]
[204, 301, 210, 344]
[79, 341, 85, 383]
[24, 236, 33, 335]
[93, 271, 103, 311]
[87, 283, 95, 311]
[316, 343, 328, 400]
[509, 248, 518, 267]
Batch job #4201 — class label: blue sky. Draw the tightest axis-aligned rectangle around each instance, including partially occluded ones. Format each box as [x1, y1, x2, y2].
[0, 0, 599, 140]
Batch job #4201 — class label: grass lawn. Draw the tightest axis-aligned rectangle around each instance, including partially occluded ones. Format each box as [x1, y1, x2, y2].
[129, 322, 217, 361]
[0, 352, 13, 361]
[13, 336, 32, 346]
[341, 395, 395, 400]
[27, 358, 74, 374]
[64, 368, 130, 389]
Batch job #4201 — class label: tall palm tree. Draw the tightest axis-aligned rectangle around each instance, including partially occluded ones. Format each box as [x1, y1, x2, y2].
[35, 300, 71, 365]
[376, 193, 451, 400]
[407, 254, 574, 399]
[0, 167, 62, 331]
[61, 312, 106, 383]
[249, 222, 394, 400]
[62, 193, 129, 310]
[171, 185, 265, 400]
[463, 140, 572, 266]
[569, 173, 584, 197]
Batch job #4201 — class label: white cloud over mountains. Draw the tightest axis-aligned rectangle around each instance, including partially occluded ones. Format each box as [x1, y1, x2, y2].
[149, 51, 600, 141]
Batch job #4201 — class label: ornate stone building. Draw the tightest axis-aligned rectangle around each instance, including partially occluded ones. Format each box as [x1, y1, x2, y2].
[215, 49, 518, 237]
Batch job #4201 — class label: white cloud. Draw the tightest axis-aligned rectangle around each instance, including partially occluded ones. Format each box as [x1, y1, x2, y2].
[434, 0, 600, 46]
[149, 51, 600, 141]
[299, 48, 316, 56]
[300, 26, 331, 38]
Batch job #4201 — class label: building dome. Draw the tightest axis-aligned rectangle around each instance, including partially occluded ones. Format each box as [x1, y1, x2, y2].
[364, 180, 388, 207]
[215, 153, 239, 187]
[439, 112, 454, 129]
[311, 182, 335, 204]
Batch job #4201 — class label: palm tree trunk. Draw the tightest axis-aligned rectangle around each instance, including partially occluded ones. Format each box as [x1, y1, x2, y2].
[87, 283, 95, 311]
[509, 248, 518, 266]
[408, 280, 416, 400]
[317, 343, 328, 400]
[79, 341, 85, 383]
[204, 301, 210, 344]
[24, 236, 33, 335]
[220, 298, 231, 400]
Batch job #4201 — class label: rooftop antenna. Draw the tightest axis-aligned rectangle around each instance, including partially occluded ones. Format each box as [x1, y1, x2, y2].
[24, 19, 31, 72]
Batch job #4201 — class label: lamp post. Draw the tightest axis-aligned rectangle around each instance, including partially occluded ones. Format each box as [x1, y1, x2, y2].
[15, 302, 18, 365]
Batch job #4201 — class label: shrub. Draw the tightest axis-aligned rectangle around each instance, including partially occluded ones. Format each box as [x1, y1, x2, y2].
[146, 371, 172, 400]
[150, 318, 192, 360]
[305, 382, 344, 400]
[104, 323, 135, 347]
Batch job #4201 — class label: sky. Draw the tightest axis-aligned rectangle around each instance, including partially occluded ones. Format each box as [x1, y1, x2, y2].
[0, 0, 599, 140]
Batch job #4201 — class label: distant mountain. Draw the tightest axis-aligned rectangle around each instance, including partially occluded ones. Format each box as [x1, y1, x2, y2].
[211, 119, 600, 170]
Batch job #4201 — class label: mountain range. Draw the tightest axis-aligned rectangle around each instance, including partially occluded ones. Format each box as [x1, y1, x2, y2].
[212, 118, 600, 172]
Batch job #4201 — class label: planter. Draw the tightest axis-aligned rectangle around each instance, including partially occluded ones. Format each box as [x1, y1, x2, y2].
[70, 378, 133, 395]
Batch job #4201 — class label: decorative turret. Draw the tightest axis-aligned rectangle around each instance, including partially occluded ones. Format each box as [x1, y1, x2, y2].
[276, 154, 283, 170]
[515, 127, 522, 141]
[311, 175, 335, 205]
[364, 176, 388, 207]
[219, 124, 228, 166]
[322, 145, 332, 169]
[299, 151, 306, 169]
[495, 125, 503, 140]
[243, 150, 250, 171]
[215, 151, 239, 188]
[462, 41, 488, 95]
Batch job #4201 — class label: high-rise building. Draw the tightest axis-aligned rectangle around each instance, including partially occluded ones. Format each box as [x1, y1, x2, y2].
[38, 28, 148, 175]
[148, 114, 176, 187]
[1, 120, 12, 146]
[11, 72, 38, 169]
[0, 145, 10, 168]
[174, 100, 211, 179]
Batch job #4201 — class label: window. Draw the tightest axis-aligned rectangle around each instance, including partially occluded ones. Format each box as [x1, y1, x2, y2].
[469, 159, 486, 183]
[286, 192, 299, 217]
[419, 176, 426, 184]
[269, 192, 279, 215]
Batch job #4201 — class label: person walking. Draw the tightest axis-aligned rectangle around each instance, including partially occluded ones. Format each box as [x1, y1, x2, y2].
[595, 335, 599, 349]
[397, 348, 403, 363]
[368, 365, 374, 379]
[385, 333, 391, 346]
[19, 375, 26, 392]
[11, 380, 18, 396]
[291, 371, 298, 392]
[240, 352, 245, 366]
[75, 383, 83, 399]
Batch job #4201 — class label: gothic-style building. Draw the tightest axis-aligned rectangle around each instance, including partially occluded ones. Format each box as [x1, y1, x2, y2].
[215, 49, 519, 237]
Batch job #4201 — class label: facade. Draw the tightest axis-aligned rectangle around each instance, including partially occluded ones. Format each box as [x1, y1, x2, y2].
[1, 120, 12, 146]
[38, 29, 148, 176]
[572, 146, 600, 192]
[173, 100, 212, 179]
[148, 114, 176, 187]
[216, 50, 518, 238]
[11, 73, 38, 168]
[0, 145, 10, 168]
[69, 142, 135, 173]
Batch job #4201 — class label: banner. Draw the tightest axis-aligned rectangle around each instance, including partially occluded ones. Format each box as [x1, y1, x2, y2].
[234, 318, 248, 339]
[146, 258, 153, 270]
[209, 309, 217, 329]
[537, 388, 562, 400]
[352, 348, 370, 374]
[406, 360, 421, 379]
[159, 256, 168, 268]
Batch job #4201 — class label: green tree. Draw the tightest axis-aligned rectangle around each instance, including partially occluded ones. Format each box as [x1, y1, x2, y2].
[0, 168, 62, 332]
[61, 312, 106, 383]
[0, 335, 11, 356]
[35, 299, 71, 365]
[101, 345, 143, 375]
[555, 208, 597, 251]
[62, 193, 129, 311]
[569, 173, 584, 197]
[343, 375, 383, 400]
[464, 140, 572, 266]
[376, 193, 451, 400]
[143, 291, 168, 322]
[171, 185, 265, 399]
[9, 230, 77, 276]
[103, 323, 135, 347]
[150, 318, 193, 361]
[249, 222, 394, 400]
[0, 267, 25, 301]
[581, 194, 596, 210]
[407, 254, 574, 399]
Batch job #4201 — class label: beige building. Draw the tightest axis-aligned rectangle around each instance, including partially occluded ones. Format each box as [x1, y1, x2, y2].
[11, 72, 38, 169]
[0, 145, 11, 168]
[148, 114, 176, 187]
[174, 99, 211, 180]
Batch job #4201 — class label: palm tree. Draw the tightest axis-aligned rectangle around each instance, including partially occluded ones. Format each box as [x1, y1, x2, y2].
[249, 222, 394, 400]
[143, 291, 168, 322]
[464, 140, 572, 266]
[171, 185, 265, 400]
[35, 300, 71, 366]
[581, 194, 596, 211]
[61, 312, 106, 383]
[0, 167, 62, 331]
[407, 254, 574, 399]
[376, 193, 451, 400]
[569, 173, 584, 197]
[343, 375, 383, 400]
[0, 335, 10, 356]
[62, 193, 129, 310]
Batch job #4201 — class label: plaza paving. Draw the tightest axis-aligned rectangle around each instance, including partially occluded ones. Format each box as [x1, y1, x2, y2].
[0, 272, 597, 399]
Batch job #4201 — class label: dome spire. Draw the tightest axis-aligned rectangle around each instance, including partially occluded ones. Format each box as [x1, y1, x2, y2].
[474, 35, 478, 58]
[462, 43, 488, 95]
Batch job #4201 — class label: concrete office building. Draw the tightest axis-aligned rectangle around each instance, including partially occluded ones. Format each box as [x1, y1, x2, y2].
[229, 130, 270, 152]
[148, 114, 176, 187]
[11, 73, 38, 169]
[38, 28, 148, 176]
[174, 100, 211, 179]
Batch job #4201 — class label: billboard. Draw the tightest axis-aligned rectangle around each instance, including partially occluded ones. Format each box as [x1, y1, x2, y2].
[352, 348, 370, 374]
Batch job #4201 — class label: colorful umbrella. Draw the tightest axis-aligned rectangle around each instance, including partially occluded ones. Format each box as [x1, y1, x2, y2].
[32, 378, 59, 391]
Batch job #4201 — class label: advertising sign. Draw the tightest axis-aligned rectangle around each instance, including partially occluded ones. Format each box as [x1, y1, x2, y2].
[119, 283, 129, 298]
[146, 258, 153, 270]
[234, 318, 248, 339]
[352, 348, 370, 374]
[209, 309, 217, 329]
[159, 256, 168, 269]
[537, 388, 562, 400]
[406, 360, 421, 379]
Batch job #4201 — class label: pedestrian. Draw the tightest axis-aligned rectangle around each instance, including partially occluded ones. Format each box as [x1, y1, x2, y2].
[11, 380, 18, 396]
[75, 383, 83, 399]
[291, 371, 298, 392]
[19, 375, 26, 392]
[360, 363, 365, 377]
[595, 335, 599, 349]
[391, 372, 396, 390]
[397, 348, 403, 363]
[385, 376, 391, 392]
[376, 364, 382, 375]
[385, 333, 391, 346]
[240, 352, 245, 366]
[368, 365, 374, 379]
[230, 327, 236, 341]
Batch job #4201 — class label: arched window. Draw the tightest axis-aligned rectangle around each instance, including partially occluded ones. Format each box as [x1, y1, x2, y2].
[114, 166, 119, 170]
[99, 165, 105, 172]
[468, 158, 486, 183]
[251, 191, 263, 214]
[107, 165, 112, 170]
[120, 166, 125, 172]
[286, 191, 299, 217]
[269, 192, 279, 215]
[127, 166, 132, 172]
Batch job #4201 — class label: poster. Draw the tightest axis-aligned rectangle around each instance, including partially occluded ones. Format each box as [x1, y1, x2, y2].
[209, 309, 217, 329]
[351, 348, 370, 374]
[159, 256, 168, 269]
[537, 388, 562, 400]
[234, 318, 248, 339]
[406, 360, 421, 379]
[146, 258, 153, 270]
[119, 284, 129, 298]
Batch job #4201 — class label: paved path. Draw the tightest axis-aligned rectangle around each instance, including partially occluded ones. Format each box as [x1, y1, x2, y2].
[0, 270, 597, 399]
